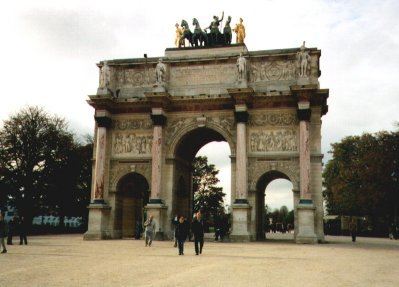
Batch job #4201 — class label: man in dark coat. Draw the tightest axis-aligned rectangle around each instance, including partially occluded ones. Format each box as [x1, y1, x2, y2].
[19, 216, 28, 245]
[7, 216, 17, 245]
[349, 218, 357, 243]
[176, 216, 189, 255]
[0, 213, 7, 253]
[191, 212, 204, 255]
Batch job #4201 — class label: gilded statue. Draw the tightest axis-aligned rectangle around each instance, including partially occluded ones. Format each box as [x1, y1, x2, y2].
[233, 18, 246, 44]
[174, 23, 184, 47]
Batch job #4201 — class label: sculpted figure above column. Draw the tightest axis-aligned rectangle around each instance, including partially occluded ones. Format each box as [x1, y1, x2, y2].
[155, 58, 167, 85]
[296, 41, 311, 77]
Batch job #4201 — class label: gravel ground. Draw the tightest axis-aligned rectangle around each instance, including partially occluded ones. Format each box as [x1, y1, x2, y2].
[0, 234, 398, 287]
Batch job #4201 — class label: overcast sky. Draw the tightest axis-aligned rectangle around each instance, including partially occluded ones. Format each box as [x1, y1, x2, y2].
[1, 0, 398, 210]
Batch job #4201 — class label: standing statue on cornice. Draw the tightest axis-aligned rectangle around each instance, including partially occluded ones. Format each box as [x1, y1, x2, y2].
[233, 18, 246, 44]
[99, 61, 110, 88]
[206, 11, 224, 45]
[155, 58, 166, 85]
[237, 52, 248, 83]
[296, 41, 311, 77]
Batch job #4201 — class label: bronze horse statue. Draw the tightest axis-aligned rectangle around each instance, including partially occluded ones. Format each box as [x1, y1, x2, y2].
[192, 18, 208, 47]
[180, 20, 193, 47]
[223, 16, 232, 45]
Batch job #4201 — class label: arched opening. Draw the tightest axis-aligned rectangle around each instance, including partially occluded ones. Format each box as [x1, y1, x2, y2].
[116, 172, 149, 238]
[173, 127, 231, 227]
[256, 170, 294, 241]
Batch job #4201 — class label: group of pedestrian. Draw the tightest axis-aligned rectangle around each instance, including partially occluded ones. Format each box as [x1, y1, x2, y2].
[173, 212, 204, 256]
[0, 213, 28, 254]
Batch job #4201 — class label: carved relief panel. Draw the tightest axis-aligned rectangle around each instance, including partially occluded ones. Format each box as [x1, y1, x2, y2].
[248, 111, 298, 153]
[249, 129, 298, 152]
[250, 60, 297, 82]
[112, 132, 152, 156]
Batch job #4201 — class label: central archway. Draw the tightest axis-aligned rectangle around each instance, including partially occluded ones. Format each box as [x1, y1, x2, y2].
[172, 127, 232, 222]
[255, 170, 294, 241]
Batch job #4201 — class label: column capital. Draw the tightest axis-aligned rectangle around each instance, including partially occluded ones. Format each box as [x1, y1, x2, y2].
[150, 108, 167, 126]
[297, 108, 311, 121]
[234, 110, 249, 123]
[94, 110, 112, 128]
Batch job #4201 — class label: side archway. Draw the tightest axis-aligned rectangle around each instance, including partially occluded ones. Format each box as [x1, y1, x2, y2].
[255, 170, 294, 241]
[115, 172, 150, 238]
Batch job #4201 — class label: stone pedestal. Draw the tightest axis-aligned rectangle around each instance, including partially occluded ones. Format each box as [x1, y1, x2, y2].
[296, 201, 317, 244]
[297, 76, 310, 86]
[145, 202, 167, 240]
[153, 84, 166, 93]
[84, 203, 111, 240]
[230, 202, 251, 241]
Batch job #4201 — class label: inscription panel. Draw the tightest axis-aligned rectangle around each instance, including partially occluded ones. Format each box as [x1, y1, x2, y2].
[169, 63, 237, 86]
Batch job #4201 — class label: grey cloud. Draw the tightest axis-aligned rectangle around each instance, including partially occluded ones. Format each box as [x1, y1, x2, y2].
[22, 8, 146, 58]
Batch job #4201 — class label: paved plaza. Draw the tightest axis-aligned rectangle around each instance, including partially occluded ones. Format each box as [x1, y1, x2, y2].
[0, 234, 398, 287]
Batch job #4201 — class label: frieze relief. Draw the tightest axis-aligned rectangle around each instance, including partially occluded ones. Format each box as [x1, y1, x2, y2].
[249, 129, 298, 152]
[112, 132, 152, 156]
[250, 60, 297, 82]
[112, 119, 152, 130]
[115, 67, 156, 87]
[249, 113, 298, 127]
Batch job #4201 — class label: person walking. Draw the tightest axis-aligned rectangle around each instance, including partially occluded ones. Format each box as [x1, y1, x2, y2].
[191, 212, 204, 255]
[18, 216, 28, 245]
[134, 219, 143, 240]
[349, 218, 357, 243]
[176, 216, 189, 255]
[7, 216, 16, 245]
[172, 214, 179, 247]
[0, 213, 8, 253]
[144, 215, 155, 247]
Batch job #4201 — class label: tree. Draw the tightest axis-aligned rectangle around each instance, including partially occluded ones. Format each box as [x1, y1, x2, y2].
[192, 156, 226, 223]
[323, 131, 399, 234]
[0, 106, 91, 224]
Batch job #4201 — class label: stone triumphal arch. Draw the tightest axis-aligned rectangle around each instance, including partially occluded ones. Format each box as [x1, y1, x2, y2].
[84, 43, 329, 243]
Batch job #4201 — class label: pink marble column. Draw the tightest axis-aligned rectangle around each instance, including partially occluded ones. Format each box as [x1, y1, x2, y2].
[234, 107, 249, 202]
[298, 104, 312, 200]
[92, 111, 112, 202]
[150, 111, 166, 201]
[299, 120, 311, 199]
[151, 124, 163, 199]
[236, 121, 248, 199]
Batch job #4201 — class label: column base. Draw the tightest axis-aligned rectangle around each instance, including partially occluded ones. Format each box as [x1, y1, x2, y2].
[145, 201, 168, 240]
[295, 200, 318, 244]
[83, 203, 111, 240]
[230, 201, 251, 242]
